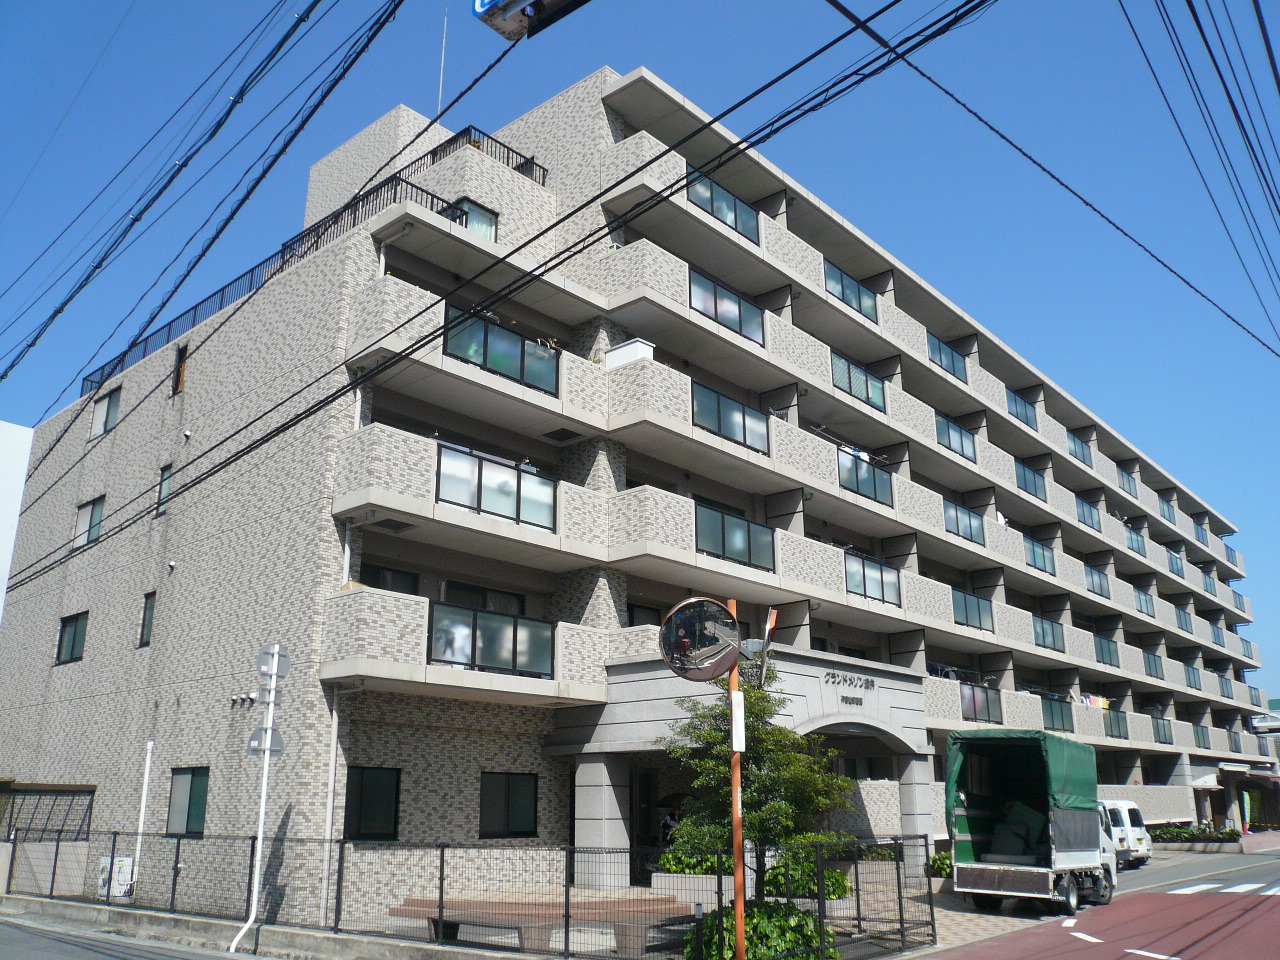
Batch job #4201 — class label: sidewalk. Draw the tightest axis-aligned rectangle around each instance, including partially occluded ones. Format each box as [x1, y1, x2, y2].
[1243, 832, 1280, 854]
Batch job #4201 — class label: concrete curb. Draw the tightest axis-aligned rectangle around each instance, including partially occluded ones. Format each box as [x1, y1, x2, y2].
[1153, 842, 1244, 854]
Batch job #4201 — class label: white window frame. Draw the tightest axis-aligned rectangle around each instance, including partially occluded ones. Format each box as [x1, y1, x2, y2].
[89, 388, 121, 438]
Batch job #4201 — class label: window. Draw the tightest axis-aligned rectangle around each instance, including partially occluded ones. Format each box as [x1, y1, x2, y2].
[1143, 650, 1164, 679]
[689, 271, 764, 344]
[344, 767, 400, 840]
[156, 465, 173, 516]
[1167, 547, 1184, 577]
[935, 413, 976, 461]
[443, 305, 558, 394]
[1033, 615, 1064, 652]
[1041, 697, 1073, 733]
[361, 564, 420, 596]
[1094, 635, 1119, 667]
[436, 445, 556, 530]
[1118, 467, 1138, 497]
[166, 767, 209, 837]
[56, 612, 88, 664]
[943, 499, 985, 545]
[1211, 623, 1225, 646]
[1194, 521, 1209, 546]
[1159, 494, 1176, 523]
[1024, 536, 1056, 575]
[1134, 587, 1155, 617]
[138, 593, 156, 648]
[1085, 565, 1110, 598]
[1193, 725, 1211, 750]
[444, 581, 524, 615]
[1152, 717, 1174, 745]
[1250, 686, 1263, 707]
[1176, 607, 1193, 633]
[479, 772, 537, 838]
[429, 603, 554, 678]
[830, 351, 886, 412]
[837, 449, 893, 506]
[1006, 389, 1038, 429]
[456, 198, 497, 242]
[1126, 524, 1147, 556]
[1076, 497, 1101, 531]
[1184, 663, 1202, 690]
[1015, 460, 1046, 500]
[686, 165, 759, 242]
[1202, 570, 1217, 595]
[952, 588, 994, 632]
[72, 496, 105, 548]
[845, 553, 901, 605]
[1232, 589, 1246, 611]
[1104, 710, 1128, 739]
[960, 683, 1002, 724]
[627, 603, 662, 627]
[695, 502, 774, 571]
[692, 383, 769, 453]
[927, 332, 968, 382]
[1228, 729, 1242, 753]
[90, 388, 121, 438]
[1067, 431, 1092, 466]
[823, 260, 878, 322]
[171, 345, 188, 395]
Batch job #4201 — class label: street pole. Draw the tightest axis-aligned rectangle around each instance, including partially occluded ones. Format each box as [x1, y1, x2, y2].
[726, 600, 746, 960]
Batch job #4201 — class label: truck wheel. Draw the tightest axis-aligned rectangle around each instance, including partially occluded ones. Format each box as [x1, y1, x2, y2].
[971, 894, 1002, 912]
[1092, 870, 1113, 906]
[1059, 876, 1079, 916]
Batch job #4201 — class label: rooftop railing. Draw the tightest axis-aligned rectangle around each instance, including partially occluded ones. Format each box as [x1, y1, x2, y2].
[399, 126, 548, 186]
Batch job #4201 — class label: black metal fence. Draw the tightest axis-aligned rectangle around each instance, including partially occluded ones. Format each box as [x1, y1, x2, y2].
[3, 832, 934, 960]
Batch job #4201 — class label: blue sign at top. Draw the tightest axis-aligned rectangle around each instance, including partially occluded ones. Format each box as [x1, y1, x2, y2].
[474, 0, 506, 15]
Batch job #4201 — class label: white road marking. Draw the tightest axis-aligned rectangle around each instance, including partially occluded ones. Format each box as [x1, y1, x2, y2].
[1070, 932, 1104, 943]
[1124, 951, 1180, 960]
[1263, 886, 1280, 896]
[1168, 883, 1221, 894]
[1220, 883, 1265, 893]
[1061, 918, 1077, 927]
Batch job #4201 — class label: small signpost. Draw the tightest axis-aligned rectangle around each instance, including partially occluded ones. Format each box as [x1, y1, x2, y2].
[659, 600, 774, 960]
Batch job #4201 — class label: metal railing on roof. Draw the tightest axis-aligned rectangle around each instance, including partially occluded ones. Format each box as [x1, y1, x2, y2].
[81, 178, 464, 396]
[399, 125, 548, 186]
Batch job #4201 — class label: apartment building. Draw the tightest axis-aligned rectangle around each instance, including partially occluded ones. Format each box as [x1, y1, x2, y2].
[0, 67, 1272, 880]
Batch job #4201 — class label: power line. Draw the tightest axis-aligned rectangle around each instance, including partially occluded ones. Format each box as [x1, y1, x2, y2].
[820, 0, 1280, 359]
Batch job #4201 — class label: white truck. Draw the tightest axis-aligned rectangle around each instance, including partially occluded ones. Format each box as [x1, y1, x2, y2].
[946, 729, 1118, 915]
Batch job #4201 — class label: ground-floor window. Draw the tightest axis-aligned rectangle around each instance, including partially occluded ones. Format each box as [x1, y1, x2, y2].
[344, 766, 401, 840]
[479, 772, 537, 838]
[166, 767, 209, 837]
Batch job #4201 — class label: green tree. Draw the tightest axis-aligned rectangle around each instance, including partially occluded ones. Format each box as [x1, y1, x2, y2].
[659, 660, 856, 890]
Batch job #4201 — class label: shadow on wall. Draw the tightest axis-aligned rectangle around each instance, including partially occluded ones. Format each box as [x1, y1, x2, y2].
[262, 804, 293, 924]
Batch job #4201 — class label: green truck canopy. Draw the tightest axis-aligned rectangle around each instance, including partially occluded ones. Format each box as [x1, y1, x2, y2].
[946, 729, 1098, 816]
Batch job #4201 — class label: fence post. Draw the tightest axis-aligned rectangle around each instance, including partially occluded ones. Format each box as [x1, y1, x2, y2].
[105, 832, 119, 907]
[169, 836, 182, 913]
[715, 852, 725, 960]
[853, 843, 863, 934]
[784, 857, 792, 903]
[244, 837, 257, 921]
[894, 839, 907, 948]
[48, 830, 62, 898]
[332, 841, 346, 934]
[816, 843, 826, 957]
[923, 837, 937, 945]
[436, 845, 447, 945]
[562, 846, 572, 958]
[5, 834, 17, 895]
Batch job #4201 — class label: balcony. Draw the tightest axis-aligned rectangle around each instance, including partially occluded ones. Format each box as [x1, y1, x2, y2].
[845, 553, 901, 606]
[443, 306, 559, 394]
[952, 588, 994, 632]
[1042, 696, 1074, 732]
[694, 503, 775, 572]
[1104, 709, 1129, 740]
[428, 603, 554, 678]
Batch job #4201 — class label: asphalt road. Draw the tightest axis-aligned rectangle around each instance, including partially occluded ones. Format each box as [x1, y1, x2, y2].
[932, 855, 1280, 960]
[0, 918, 247, 960]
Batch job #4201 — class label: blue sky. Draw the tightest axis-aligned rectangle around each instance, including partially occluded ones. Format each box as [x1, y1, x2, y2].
[0, 0, 1274, 694]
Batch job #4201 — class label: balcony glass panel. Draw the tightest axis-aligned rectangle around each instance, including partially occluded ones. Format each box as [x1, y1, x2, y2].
[1134, 587, 1155, 617]
[1042, 697, 1073, 732]
[430, 603, 554, 678]
[687, 165, 759, 242]
[1126, 525, 1147, 556]
[1250, 686, 1263, 707]
[1068, 431, 1093, 466]
[1176, 608, 1193, 632]
[1167, 548, 1184, 577]
[438, 447, 481, 509]
[1033, 615, 1065, 652]
[1194, 724, 1211, 750]
[845, 554, 901, 606]
[1142, 650, 1164, 679]
[1195, 522, 1209, 545]
[837, 449, 893, 506]
[1211, 623, 1225, 646]
[437, 446, 556, 531]
[1118, 468, 1138, 497]
[1024, 536, 1056, 575]
[689, 270, 765, 345]
[1219, 675, 1233, 698]
[1233, 589, 1246, 611]
[1242, 638, 1254, 658]
[1095, 635, 1120, 667]
[1226, 543, 1238, 564]
[1185, 664, 1202, 690]
[935, 413, 976, 461]
[695, 503, 774, 571]
[1153, 717, 1173, 744]
[691, 383, 769, 454]
[444, 306, 560, 394]
[1016, 460, 1047, 500]
[927, 332, 968, 382]
[824, 260, 878, 323]
[1160, 496, 1176, 523]
[1076, 497, 1101, 530]
[1104, 710, 1129, 739]
[1229, 730, 1242, 753]
[960, 682, 1003, 724]
[944, 499, 985, 545]
[1086, 566, 1110, 598]
[1006, 389, 1038, 429]
[1203, 572, 1217, 595]
[830, 351, 886, 412]
[953, 588, 994, 632]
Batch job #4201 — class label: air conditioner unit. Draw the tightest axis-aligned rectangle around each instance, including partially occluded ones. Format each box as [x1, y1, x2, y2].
[98, 856, 134, 902]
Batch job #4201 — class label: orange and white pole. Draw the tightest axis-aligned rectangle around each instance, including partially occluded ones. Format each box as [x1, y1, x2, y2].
[726, 599, 746, 960]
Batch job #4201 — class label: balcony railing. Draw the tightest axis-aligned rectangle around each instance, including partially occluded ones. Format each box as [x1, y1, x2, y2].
[944, 499, 985, 545]
[1226, 543, 1238, 564]
[428, 603, 554, 678]
[1203, 571, 1218, 595]
[1126, 526, 1147, 556]
[687, 164, 759, 243]
[953, 588, 994, 632]
[1118, 468, 1138, 497]
[1152, 717, 1174, 745]
[692, 383, 769, 453]
[936, 414, 976, 461]
[1185, 664, 1202, 690]
[1242, 638, 1254, 658]
[1211, 623, 1226, 646]
[1195, 522, 1209, 546]
[1024, 536, 1056, 575]
[1229, 730, 1242, 753]
[401, 125, 548, 185]
[1134, 587, 1155, 617]
[845, 553, 901, 606]
[1176, 608, 1193, 632]
[961, 682, 1002, 724]
[1160, 496, 1177, 523]
[1250, 685, 1262, 707]
[831, 352, 886, 412]
[1095, 634, 1120, 667]
[1219, 675, 1234, 699]
[1067, 431, 1093, 467]
[1167, 548, 1184, 577]
[444, 305, 559, 394]
[1042, 697, 1073, 732]
[1194, 724, 1211, 750]
[1143, 650, 1164, 680]
[695, 503, 774, 571]
[1233, 589, 1246, 611]
[1006, 389, 1038, 429]
[927, 332, 968, 382]
[1085, 565, 1110, 598]
[837, 449, 893, 506]
[1076, 497, 1101, 531]
[1016, 460, 1047, 500]
[1033, 616, 1065, 653]
[436, 445, 556, 530]
[1104, 710, 1128, 740]
[824, 260, 878, 323]
[82, 177, 465, 395]
[690, 270, 764, 344]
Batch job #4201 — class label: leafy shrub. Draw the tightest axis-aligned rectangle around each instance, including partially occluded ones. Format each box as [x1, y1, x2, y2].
[658, 847, 722, 875]
[684, 900, 838, 960]
[762, 863, 850, 900]
[1150, 822, 1242, 843]
[858, 843, 898, 861]
[927, 850, 953, 879]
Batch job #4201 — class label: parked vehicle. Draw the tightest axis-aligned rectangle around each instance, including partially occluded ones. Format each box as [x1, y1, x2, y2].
[1101, 799, 1152, 868]
[946, 729, 1118, 915]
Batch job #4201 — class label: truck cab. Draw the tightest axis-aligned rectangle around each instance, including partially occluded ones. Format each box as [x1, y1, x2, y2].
[1101, 800, 1152, 868]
